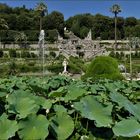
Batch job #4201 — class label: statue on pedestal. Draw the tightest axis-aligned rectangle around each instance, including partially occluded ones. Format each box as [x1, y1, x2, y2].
[62, 59, 68, 74]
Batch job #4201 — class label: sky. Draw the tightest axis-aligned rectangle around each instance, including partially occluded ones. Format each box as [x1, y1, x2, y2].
[0, 0, 140, 20]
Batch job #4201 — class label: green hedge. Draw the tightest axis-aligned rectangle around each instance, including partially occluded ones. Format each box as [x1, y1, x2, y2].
[21, 51, 31, 58]
[67, 62, 81, 74]
[0, 49, 4, 57]
[82, 56, 124, 81]
[68, 56, 84, 73]
[9, 49, 16, 58]
[47, 63, 63, 74]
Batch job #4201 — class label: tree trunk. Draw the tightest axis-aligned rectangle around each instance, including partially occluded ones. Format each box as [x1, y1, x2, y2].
[130, 45, 132, 81]
[114, 13, 117, 51]
[40, 16, 42, 31]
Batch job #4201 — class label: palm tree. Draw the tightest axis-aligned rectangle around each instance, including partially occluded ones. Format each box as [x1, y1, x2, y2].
[35, 2, 48, 31]
[0, 18, 8, 29]
[110, 4, 121, 50]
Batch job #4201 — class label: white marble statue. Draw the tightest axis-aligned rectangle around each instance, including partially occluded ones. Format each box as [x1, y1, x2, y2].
[62, 59, 68, 73]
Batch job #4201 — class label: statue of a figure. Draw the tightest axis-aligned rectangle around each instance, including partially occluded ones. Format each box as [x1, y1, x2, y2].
[62, 59, 68, 73]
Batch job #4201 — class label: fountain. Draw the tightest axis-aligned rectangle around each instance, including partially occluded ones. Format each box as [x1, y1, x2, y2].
[38, 30, 45, 76]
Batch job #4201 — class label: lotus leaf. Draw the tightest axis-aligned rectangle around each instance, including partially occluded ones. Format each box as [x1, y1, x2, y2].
[110, 92, 140, 121]
[64, 85, 86, 102]
[0, 113, 18, 139]
[15, 97, 39, 118]
[6, 90, 39, 118]
[54, 105, 67, 113]
[18, 114, 49, 139]
[74, 95, 113, 127]
[130, 81, 140, 89]
[35, 97, 52, 110]
[0, 91, 7, 97]
[50, 112, 74, 140]
[90, 84, 99, 94]
[113, 119, 140, 137]
[49, 87, 66, 97]
[104, 83, 117, 92]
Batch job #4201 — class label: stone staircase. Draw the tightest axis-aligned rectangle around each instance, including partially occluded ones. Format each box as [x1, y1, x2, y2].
[59, 48, 78, 59]
[59, 47, 106, 59]
[85, 48, 106, 59]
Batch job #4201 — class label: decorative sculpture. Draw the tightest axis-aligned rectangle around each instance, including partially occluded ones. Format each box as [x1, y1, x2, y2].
[62, 58, 68, 73]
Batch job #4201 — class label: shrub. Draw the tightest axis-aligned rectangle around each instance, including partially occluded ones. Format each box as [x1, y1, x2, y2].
[3, 53, 9, 58]
[47, 63, 63, 74]
[16, 63, 41, 73]
[9, 49, 16, 58]
[49, 51, 56, 58]
[0, 30, 17, 42]
[0, 65, 9, 77]
[30, 66, 40, 72]
[115, 52, 120, 59]
[18, 64, 30, 73]
[16, 52, 20, 58]
[30, 52, 37, 58]
[21, 51, 31, 58]
[45, 54, 48, 58]
[46, 29, 58, 43]
[69, 56, 84, 73]
[27, 61, 36, 67]
[67, 62, 81, 74]
[69, 56, 84, 64]
[55, 54, 65, 61]
[0, 49, 4, 57]
[7, 61, 19, 75]
[24, 30, 39, 41]
[120, 51, 125, 59]
[82, 62, 90, 73]
[134, 51, 139, 58]
[82, 56, 124, 81]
